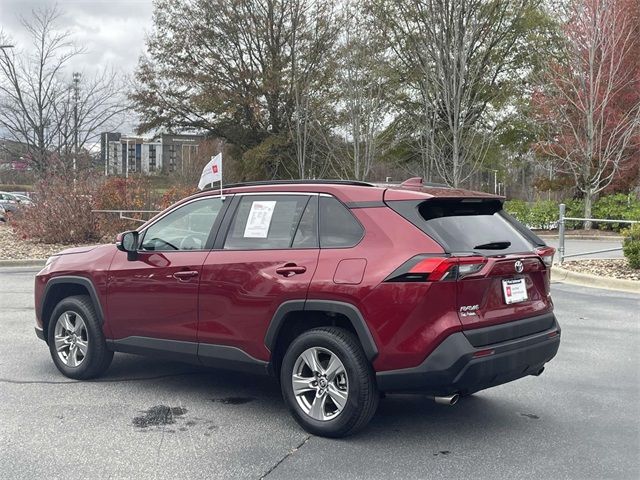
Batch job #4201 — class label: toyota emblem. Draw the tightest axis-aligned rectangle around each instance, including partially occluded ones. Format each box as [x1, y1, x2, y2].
[514, 260, 524, 273]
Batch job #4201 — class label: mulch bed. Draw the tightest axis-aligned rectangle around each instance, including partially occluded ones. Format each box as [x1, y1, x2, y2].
[559, 259, 640, 281]
[535, 229, 624, 237]
[0, 223, 94, 260]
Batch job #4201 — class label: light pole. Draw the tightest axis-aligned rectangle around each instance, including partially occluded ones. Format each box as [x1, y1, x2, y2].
[125, 138, 130, 178]
[0, 141, 5, 185]
[72, 72, 81, 173]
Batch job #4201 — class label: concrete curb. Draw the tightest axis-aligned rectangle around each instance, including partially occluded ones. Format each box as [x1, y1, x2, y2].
[551, 266, 640, 294]
[0, 258, 46, 268]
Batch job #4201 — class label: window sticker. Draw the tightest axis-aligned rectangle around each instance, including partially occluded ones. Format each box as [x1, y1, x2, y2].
[244, 201, 277, 238]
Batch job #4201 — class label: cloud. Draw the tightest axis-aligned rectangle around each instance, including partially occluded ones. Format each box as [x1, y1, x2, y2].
[0, 0, 153, 74]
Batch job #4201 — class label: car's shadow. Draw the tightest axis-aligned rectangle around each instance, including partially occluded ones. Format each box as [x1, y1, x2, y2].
[81, 353, 540, 441]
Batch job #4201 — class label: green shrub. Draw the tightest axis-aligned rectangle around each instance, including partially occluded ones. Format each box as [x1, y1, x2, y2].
[502, 195, 638, 232]
[528, 200, 557, 230]
[593, 194, 640, 231]
[622, 224, 640, 269]
[504, 200, 529, 225]
[563, 199, 584, 229]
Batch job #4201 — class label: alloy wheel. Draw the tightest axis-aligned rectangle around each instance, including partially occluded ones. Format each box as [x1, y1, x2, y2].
[53, 311, 88, 367]
[292, 347, 349, 421]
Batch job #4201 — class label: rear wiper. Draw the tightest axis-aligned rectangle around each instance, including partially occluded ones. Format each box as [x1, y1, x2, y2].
[473, 241, 511, 250]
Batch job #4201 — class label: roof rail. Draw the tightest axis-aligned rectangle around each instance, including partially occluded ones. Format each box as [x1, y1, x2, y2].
[374, 178, 451, 189]
[217, 179, 375, 190]
[400, 177, 450, 188]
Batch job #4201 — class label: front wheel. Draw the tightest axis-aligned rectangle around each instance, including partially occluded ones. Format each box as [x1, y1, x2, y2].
[280, 327, 378, 438]
[47, 295, 113, 380]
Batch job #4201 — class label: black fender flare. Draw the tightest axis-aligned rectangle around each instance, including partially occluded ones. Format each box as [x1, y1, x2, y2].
[40, 276, 105, 326]
[264, 299, 378, 361]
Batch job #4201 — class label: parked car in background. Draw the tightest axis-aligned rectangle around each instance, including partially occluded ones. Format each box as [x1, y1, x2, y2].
[0, 191, 28, 212]
[34, 178, 560, 437]
[0, 204, 6, 222]
[12, 193, 34, 206]
[0, 192, 19, 213]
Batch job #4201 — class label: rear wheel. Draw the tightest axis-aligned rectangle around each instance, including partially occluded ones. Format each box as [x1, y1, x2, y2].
[280, 327, 378, 438]
[47, 295, 113, 380]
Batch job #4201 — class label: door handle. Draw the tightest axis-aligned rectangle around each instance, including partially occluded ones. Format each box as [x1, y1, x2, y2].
[173, 270, 199, 281]
[275, 264, 307, 277]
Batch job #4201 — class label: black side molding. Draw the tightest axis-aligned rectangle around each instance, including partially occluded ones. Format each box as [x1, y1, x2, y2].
[106, 336, 269, 375]
[41, 276, 106, 325]
[107, 336, 197, 358]
[265, 299, 378, 361]
[198, 343, 268, 375]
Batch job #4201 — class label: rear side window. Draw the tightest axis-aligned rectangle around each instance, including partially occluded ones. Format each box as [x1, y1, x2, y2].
[390, 198, 535, 254]
[224, 195, 311, 250]
[319, 196, 364, 248]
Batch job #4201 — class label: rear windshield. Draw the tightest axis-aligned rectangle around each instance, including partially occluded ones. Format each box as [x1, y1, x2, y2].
[389, 198, 539, 254]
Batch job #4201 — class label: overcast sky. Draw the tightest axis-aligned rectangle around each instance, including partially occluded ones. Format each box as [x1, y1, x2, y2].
[0, 0, 153, 75]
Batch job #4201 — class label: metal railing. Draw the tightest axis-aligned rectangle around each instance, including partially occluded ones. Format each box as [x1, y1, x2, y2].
[558, 203, 638, 264]
[92, 209, 160, 224]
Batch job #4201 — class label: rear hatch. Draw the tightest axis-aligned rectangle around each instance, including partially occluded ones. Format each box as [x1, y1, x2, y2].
[385, 193, 555, 333]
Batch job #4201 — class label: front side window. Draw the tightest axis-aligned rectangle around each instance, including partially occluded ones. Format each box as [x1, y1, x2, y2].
[224, 195, 311, 250]
[141, 197, 223, 251]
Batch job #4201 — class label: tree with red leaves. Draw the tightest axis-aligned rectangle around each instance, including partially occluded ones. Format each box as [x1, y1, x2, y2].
[535, 0, 640, 228]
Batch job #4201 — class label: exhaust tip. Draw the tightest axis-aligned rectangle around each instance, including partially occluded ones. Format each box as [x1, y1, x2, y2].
[434, 394, 460, 406]
[532, 367, 545, 377]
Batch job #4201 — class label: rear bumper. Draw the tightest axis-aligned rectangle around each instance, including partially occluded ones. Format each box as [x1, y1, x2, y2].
[376, 315, 560, 394]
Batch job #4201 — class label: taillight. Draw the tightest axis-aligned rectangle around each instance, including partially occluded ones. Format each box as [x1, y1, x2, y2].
[535, 246, 555, 268]
[385, 255, 487, 282]
[408, 257, 456, 281]
[456, 257, 487, 279]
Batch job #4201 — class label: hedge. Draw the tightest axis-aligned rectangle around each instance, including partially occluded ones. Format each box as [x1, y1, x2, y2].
[504, 194, 640, 231]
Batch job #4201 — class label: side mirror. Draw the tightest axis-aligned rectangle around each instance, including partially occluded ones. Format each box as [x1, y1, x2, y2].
[116, 231, 139, 260]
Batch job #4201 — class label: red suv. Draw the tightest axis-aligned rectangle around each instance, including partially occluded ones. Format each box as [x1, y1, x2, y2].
[34, 179, 560, 437]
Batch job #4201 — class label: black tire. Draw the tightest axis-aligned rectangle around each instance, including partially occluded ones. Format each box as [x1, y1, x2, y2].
[280, 327, 378, 438]
[47, 295, 113, 380]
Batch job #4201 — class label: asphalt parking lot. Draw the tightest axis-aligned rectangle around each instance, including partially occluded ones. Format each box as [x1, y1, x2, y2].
[1, 267, 638, 479]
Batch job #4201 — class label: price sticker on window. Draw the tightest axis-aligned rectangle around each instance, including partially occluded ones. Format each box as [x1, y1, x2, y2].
[244, 201, 276, 238]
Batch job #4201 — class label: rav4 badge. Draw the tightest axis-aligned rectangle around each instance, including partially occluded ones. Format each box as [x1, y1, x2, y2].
[460, 305, 480, 317]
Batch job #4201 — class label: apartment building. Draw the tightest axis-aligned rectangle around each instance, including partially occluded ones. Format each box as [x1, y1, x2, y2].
[101, 132, 204, 176]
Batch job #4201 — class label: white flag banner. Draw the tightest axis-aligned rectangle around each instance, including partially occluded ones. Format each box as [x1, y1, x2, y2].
[198, 152, 222, 190]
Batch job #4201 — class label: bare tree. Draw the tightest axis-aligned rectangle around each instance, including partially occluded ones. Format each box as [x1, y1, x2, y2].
[0, 7, 126, 174]
[374, 0, 539, 187]
[54, 70, 127, 161]
[536, 0, 640, 228]
[288, 0, 341, 178]
[333, 0, 394, 181]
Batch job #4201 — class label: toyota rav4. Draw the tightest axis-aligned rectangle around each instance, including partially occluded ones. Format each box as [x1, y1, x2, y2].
[34, 178, 560, 437]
